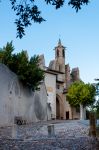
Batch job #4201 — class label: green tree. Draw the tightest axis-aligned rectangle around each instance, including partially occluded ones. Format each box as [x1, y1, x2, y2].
[0, 0, 90, 38]
[66, 81, 95, 119]
[0, 42, 44, 91]
[0, 41, 14, 67]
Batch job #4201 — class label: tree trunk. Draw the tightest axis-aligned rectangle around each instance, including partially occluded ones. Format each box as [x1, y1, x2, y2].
[84, 106, 86, 119]
[80, 104, 84, 120]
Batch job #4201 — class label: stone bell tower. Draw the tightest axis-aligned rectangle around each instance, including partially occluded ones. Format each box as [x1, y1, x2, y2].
[54, 39, 65, 73]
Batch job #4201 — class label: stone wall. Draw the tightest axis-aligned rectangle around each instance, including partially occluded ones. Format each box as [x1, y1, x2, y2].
[45, 72, 56, 119]
[0, 64, 48, 126]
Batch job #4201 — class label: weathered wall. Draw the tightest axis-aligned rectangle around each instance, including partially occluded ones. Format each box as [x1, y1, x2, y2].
[45, 72, 56, 119]
[0, 64, 47, 126]
[72, 107, 80, 119]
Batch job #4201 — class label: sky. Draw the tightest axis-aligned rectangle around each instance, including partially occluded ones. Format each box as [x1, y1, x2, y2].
[0, 0, 99, 84]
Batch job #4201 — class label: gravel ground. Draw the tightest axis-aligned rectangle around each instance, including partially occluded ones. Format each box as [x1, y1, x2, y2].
[0, 120, 99, 150]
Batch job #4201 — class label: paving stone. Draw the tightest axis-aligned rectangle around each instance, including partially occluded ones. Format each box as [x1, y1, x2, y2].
[0, 120, 99, 149]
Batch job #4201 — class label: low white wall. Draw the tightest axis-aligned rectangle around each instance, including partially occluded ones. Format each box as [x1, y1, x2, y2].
[0, 64, 47, 126]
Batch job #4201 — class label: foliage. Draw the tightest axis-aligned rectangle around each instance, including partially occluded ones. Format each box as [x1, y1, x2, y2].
[0, 41, 14, 66]
[0, 0, 90, 38]
[0, 42, 44, 91]
[66, 81, 95, 107]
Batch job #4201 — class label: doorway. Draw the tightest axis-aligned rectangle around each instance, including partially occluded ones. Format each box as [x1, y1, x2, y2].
[66, 111, 69, 120]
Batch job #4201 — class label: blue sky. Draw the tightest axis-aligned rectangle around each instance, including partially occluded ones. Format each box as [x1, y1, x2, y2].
[0, 0, 99, 83]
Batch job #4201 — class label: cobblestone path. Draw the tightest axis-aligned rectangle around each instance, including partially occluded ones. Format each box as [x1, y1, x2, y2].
[0, 120, 99, 150]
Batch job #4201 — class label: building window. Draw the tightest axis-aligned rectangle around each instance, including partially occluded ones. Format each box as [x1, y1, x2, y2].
[57, 49, 59, 57]
[62, 49, 65, 57]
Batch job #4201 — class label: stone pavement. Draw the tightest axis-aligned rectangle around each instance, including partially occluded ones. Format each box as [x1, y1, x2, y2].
[0, 120, 99, 150]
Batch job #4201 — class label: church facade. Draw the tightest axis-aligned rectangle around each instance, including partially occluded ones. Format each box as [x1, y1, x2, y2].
[40, 39, 81, 120]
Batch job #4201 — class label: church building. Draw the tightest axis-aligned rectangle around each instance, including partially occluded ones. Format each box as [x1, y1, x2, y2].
[40, 39, 81, 120]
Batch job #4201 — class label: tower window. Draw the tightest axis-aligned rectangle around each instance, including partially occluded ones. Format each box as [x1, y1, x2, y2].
[62, 49, 65, 57]
[57, 49, 59, 57]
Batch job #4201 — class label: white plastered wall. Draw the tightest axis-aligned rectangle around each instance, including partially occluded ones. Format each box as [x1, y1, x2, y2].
[45, 72, 56, 119]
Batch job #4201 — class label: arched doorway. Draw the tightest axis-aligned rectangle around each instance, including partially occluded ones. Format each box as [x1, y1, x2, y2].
[56, 97, 60, 119]
[56, 95, 64, 119]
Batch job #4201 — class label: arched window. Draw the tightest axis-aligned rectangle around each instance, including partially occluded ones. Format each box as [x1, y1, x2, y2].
[62, 49, 65, 57]
[57, 49, 59, 57]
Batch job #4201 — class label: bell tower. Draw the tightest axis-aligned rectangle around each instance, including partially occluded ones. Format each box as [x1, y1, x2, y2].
[55, 39, 65, 73]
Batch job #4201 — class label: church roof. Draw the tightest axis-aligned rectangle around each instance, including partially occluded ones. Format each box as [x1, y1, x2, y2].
[54, 39, 66, 50]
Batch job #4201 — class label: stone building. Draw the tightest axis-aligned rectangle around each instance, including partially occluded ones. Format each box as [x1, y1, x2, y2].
[0, 39, 81, 126]
[43, 39, 81, 120]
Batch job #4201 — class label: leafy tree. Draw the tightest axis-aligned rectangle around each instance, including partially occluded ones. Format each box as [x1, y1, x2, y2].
[66, 81, 95, 119]
[0, 41, 14, 67]
[0, 0, 90, 38]
[0, 42, 44, 91]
